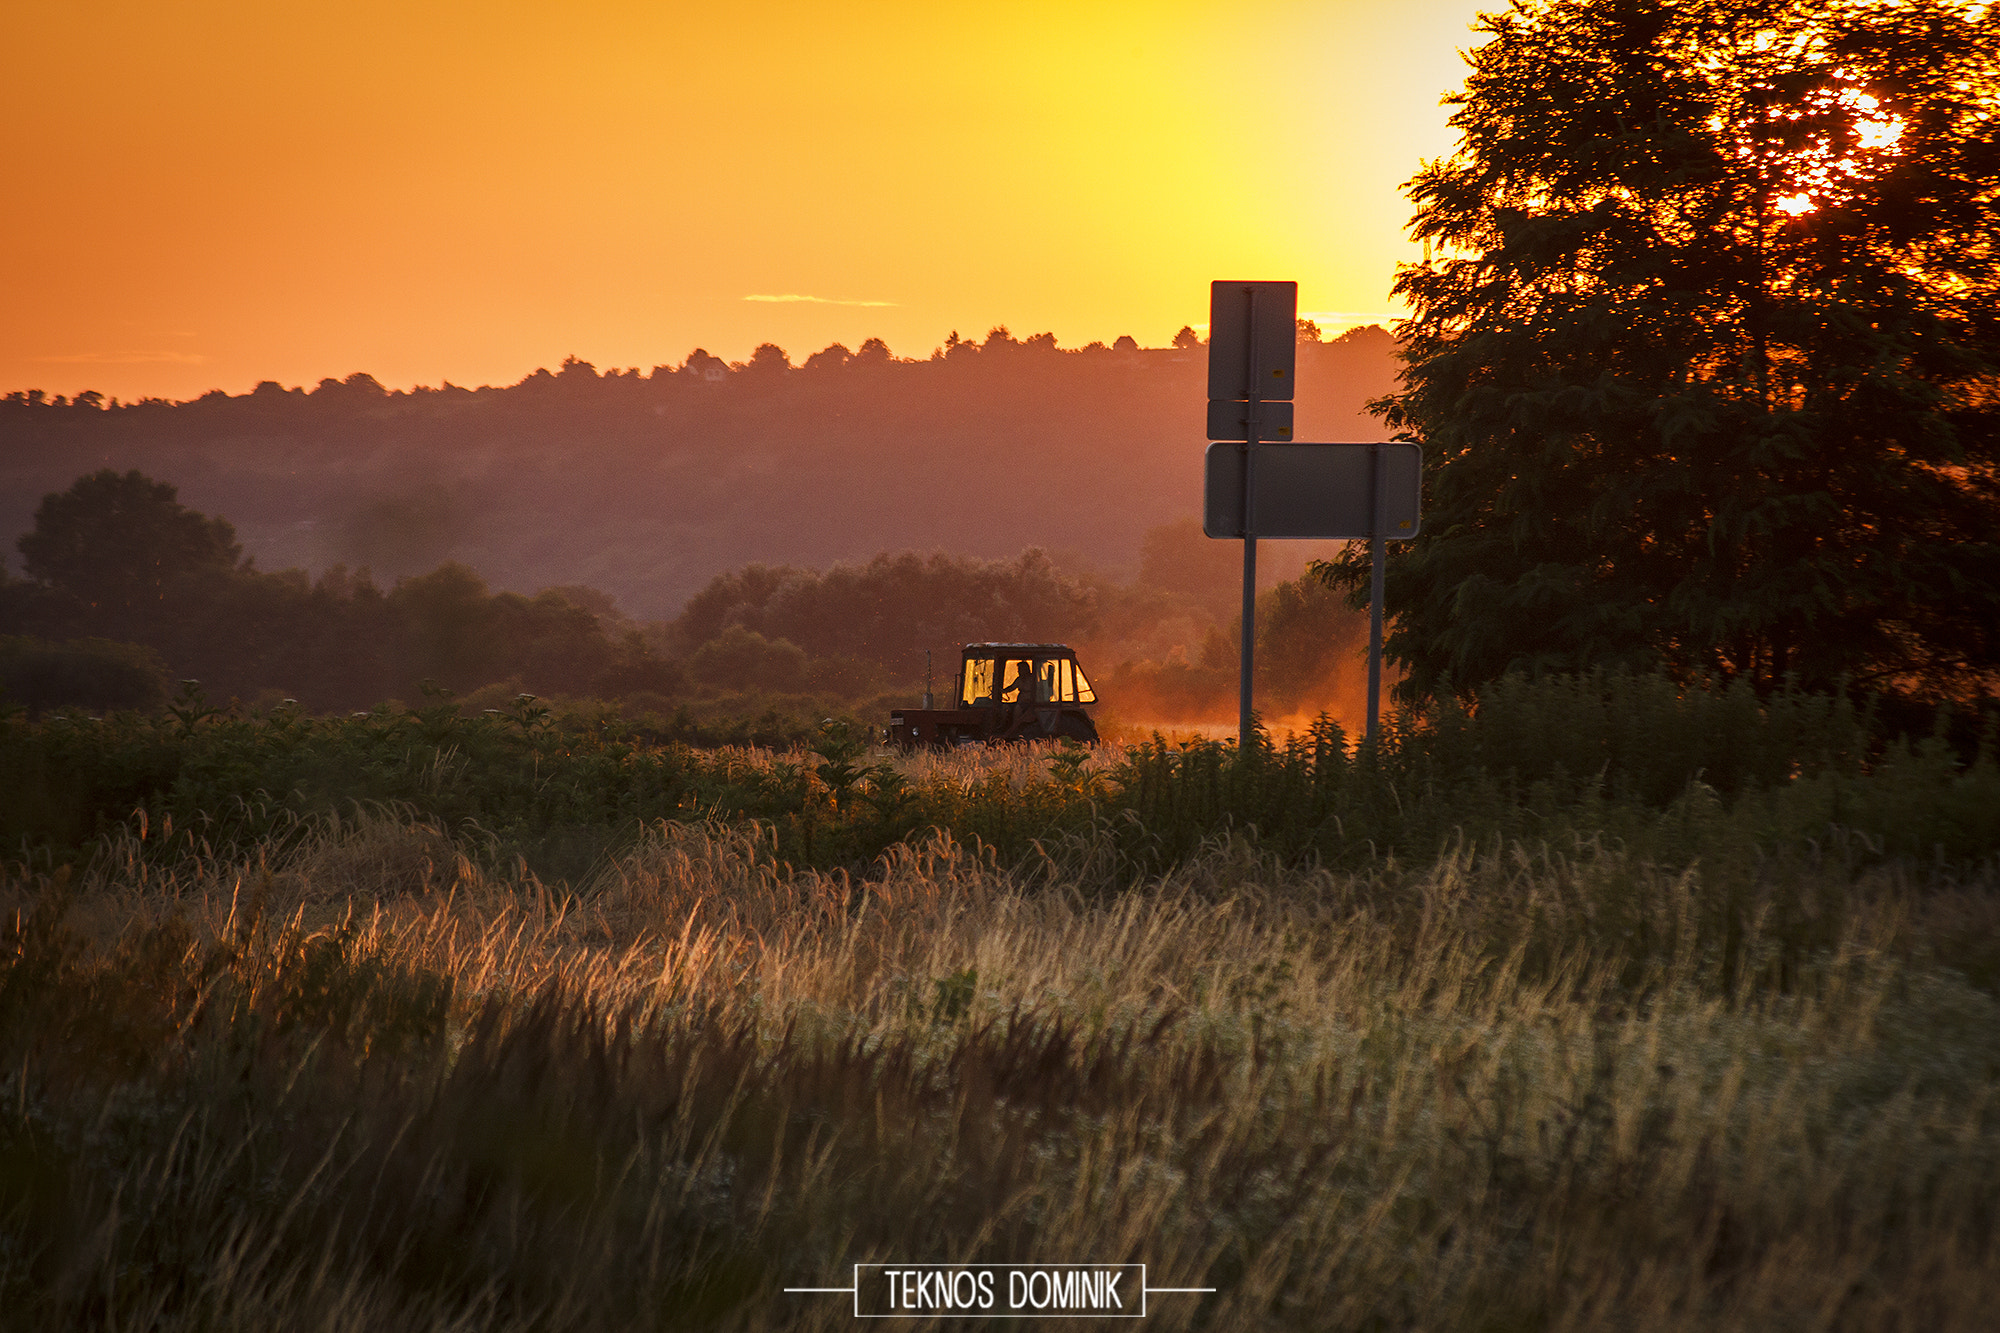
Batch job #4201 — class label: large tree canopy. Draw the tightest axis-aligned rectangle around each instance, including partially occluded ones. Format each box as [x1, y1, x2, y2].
[18, 469, 243, 618]
[1321, 0, 2000, 701]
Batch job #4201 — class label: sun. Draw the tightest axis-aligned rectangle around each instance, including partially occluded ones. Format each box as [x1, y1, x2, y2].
[1756, 80, 1907, 217]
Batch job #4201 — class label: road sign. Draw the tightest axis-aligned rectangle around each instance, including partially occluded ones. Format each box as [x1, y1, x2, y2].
[1205, 399, 1293, 442]
[1202, 442, 1421, 540]
[1207, 281, 1297, 402]
[1201, 279, 1416, 750]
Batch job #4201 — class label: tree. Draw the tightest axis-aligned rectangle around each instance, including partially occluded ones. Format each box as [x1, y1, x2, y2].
[311, 372, 389, 400]
[18, 470, 242, 619]
[688, 625, 809, 693]
[671, 550, 1099, 676]
[745, 343, 791, 375]
[1318, 0, 2000, 702]
[386, 563, 503, 693]
[803, 342, 852, 372]
[1255, 576, 1370, 715]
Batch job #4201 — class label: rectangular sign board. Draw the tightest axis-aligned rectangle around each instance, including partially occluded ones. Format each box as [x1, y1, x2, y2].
[1206, 398, 1294, 441]
[1203, 441, 1422, 540]
[1207, 280, 1297, 402]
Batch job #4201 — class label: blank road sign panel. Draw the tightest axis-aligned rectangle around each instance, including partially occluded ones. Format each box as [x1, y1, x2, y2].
[1207, 281, 1298, 402]
[1206, 398, 1294, 441]
[1204, 442, 1422, 540]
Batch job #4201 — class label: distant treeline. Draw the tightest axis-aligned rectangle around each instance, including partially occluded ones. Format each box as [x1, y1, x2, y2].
[666, 536, 1366, 723]
[0, 471, 670, 711]
[0, 325, 1397, 620]
[0, 470, 1370, 725]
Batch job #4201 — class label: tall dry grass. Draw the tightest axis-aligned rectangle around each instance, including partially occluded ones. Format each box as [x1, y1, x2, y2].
[3, 809, 1998, 1330]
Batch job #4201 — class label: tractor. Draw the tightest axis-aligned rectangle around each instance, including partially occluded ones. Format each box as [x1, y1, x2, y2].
[888, 643, 1100, 747]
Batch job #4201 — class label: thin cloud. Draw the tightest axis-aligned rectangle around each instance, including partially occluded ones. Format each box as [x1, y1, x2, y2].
[743, 293, 897, 307]
[32, 350, 209, 365]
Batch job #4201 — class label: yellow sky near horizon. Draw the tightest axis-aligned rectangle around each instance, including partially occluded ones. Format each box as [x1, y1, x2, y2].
[3, 0, 1488, 401]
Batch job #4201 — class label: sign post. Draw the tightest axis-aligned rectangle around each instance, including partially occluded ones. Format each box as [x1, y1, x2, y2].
[1200, 440, 1421, 743]
[1206, 280, 1297, 750]
[1366, 445, 1387, 745]
[1205, 280, 1420, 746]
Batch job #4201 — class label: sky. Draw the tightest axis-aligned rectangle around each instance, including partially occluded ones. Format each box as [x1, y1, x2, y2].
[4, 0, 1489, 402]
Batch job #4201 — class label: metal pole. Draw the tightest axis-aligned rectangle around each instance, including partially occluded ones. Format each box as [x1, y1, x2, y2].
[1365, 443, 1385, 746]
[1239, 285, 1260, 751]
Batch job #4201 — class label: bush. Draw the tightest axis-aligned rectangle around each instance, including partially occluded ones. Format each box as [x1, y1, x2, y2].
[688, 625, 809, 692]
[0, 636, 168, 713]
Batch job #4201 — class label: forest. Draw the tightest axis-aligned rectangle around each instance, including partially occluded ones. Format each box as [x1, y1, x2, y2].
[0, 324, 1395, 621]
[0, 467, 1372, 734]
[1, 323, 1390, 733]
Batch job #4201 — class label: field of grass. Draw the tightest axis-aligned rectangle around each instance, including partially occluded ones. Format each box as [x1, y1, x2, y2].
[4, 675, 1999, 1329]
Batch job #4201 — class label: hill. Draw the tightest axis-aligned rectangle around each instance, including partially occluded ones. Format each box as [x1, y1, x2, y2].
[0, 327, 1398, 620]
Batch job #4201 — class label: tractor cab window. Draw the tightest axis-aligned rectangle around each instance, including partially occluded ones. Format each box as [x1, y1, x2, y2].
[960, 657, 995, 707]
[1049, 657, 1095, 703]
[1066, 659, 1096, 703]
[1000, 659, 1041, 703]
[963, 653, 1093, 706]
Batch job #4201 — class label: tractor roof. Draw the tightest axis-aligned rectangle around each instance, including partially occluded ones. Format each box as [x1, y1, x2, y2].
[961, 643, 1079, 656]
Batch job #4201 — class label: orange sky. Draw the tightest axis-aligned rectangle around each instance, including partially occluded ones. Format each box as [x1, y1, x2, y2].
[4, 0, 1487, 402]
